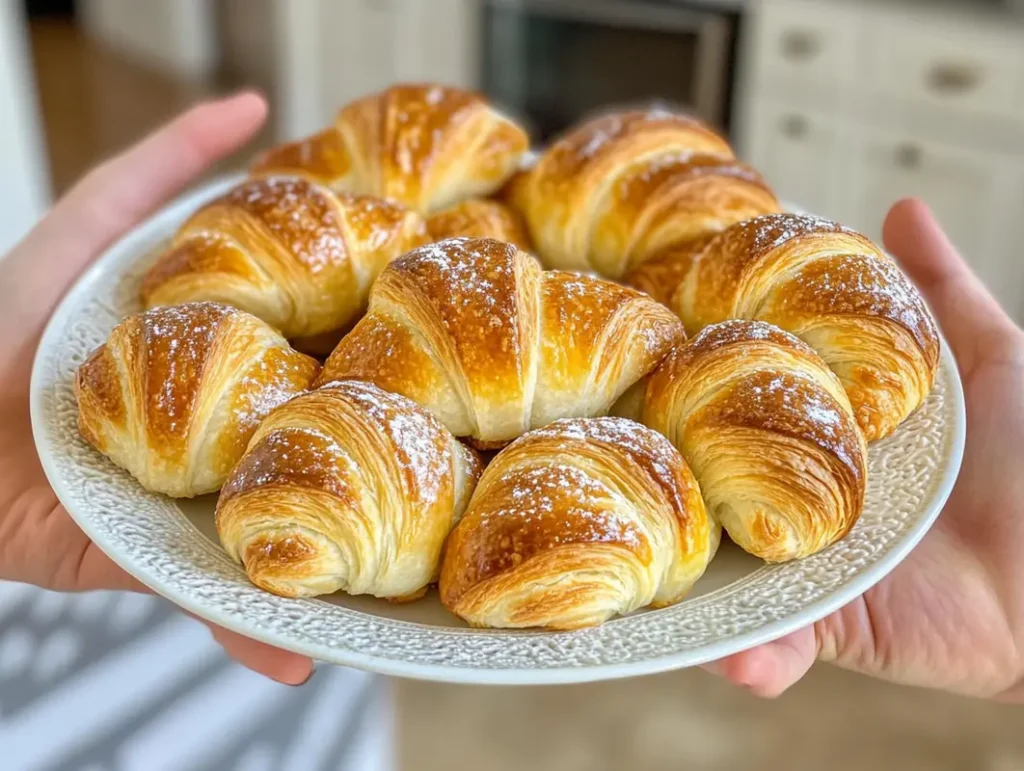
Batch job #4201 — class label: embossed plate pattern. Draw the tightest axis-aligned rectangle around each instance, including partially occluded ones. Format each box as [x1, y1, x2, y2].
[31, 175, 966, 685]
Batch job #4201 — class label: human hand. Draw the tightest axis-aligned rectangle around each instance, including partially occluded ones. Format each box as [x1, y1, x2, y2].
[704, 199, 1024, 702]
[0, 93, 314, 685]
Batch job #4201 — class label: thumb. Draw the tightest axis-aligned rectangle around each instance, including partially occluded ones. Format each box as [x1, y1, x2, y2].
[882, 198, 1016, 374]
[701, 626, 818, 698]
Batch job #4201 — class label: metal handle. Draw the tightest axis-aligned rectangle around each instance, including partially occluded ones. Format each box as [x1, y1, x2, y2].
[781, 115, 810, 140]
[780, 29, 821, 62]
[926, 62, 982, 96]
[895, 143, 923, 170]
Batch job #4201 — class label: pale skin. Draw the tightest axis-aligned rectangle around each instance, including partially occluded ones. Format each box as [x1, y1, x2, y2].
[1, 99, 1021, 699]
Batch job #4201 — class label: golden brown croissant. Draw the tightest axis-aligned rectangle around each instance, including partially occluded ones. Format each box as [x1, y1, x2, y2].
[630, 320, 867, 562]
[668, 213, 940, 440]
[140, 177, 429, 343]
[215, 380, 481, 600]
[74, 302, 320, 498]
[316, 237, 685, 448]
[426, 199, 532, 251]
[249, 83, 530, 214]
[439, 417, 719, 629]
[508, 109, 781, 279]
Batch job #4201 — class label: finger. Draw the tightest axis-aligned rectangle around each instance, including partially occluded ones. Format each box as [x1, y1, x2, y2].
[14, 90, 268, 313]
[701, 626, 817, 698]
[210, 625, 314, 686]
[74, 543, 150, 594]
[882, 198, 1017, 372]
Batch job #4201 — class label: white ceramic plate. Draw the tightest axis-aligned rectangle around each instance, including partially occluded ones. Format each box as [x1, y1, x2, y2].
[31, 175, 967, 685]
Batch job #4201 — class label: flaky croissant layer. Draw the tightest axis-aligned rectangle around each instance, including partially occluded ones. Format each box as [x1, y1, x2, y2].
[249, 83, 530, 214]
[141, 177, 429, 343]
[216, 380, 481, 601]
[74, 302, 320, 498]
[667, 213, 940, 441]
[317, 236, 685, 449]
[508, 109, 781, 279]
[440, 417, 720, 630]
[635, 320, 868, 562]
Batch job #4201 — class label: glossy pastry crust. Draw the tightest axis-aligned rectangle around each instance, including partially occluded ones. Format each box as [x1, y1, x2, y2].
[249, 83, 530, 214]
[670, 213, 940, 440]
[426, 199, 532, 251]
[639, 320, 867, 562]
[439, 417, 720, 629]
[140, 177, 429, 341]
[509, 109, 781, 278]
[215, 380, 482, 600]
[316, 237, 685, 448]
[74, 302, 320, 498]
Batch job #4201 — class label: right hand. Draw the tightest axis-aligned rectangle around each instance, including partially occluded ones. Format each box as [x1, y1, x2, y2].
[703, 199, 1024, 701]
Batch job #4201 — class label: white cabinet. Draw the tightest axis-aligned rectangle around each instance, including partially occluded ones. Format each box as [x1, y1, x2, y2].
[739, 0, 1024, 323]
[321, 0, 478, 107]
[271, 0, 478, 138]
[745, 101, 845, 221]
[842, 131, 998, 257]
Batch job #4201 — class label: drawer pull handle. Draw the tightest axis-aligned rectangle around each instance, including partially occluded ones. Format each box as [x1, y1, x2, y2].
[926, 63, 982, 96]
[780, 29, 821, 61]
[895, 144, 923, 170]
[780, 115, 810, 140]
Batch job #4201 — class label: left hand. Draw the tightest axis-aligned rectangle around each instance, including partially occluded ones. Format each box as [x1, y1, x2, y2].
[0, 92, 314, 685]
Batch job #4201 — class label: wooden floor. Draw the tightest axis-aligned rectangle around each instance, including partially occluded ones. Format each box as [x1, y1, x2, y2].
[27, 17, 1024, 771]
[28, 17, 269, 196]
[396, 666, 1024, 771]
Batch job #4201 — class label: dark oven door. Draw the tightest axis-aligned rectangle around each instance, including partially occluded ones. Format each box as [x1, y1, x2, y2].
[482, 0, 737, 142]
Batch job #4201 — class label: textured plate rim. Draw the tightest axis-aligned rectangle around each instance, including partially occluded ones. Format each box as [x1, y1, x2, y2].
[30, 176, 967, 685]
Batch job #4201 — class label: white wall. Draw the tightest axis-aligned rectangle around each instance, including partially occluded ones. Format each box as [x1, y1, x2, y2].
[80, 0, 218, 80]
[0, 0, 51, 254]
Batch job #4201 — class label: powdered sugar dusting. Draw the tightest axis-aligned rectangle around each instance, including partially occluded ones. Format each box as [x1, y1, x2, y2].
[778, 253, 938, 357]
[528, 417, 692, 513]
[388, 238, 524, 375]
[224, 177, 347, 275]
[232, 350, 314, 432]
[324, 380, 452, 506]
[689, 319, 810, 355]
[143, 302, 235, 432]
[472, 464, 644, 556]
[222, 425, 357, 498]
[740, 212, 854, 257]
[722, 370, 865, 480]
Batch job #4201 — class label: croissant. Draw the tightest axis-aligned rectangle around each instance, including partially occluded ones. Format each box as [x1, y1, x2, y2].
[140, 177, 429, 345]
[439, 417, 720, 629]
[631, 320, 867, 562]
[426, 199, 532, 251]
[667, 213, 940, 440]
[249, 83, 530, 214]
[316, 237, 685, 448]
[215, 380, 481, 600]
[508, 109, 781, 280]
[74, 302, 320, 498]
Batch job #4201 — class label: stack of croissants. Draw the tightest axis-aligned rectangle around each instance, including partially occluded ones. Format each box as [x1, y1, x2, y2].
[74, 83, 941, 631]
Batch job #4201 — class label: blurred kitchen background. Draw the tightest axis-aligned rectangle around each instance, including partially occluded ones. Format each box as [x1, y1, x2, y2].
[1, 0, 1022, 769]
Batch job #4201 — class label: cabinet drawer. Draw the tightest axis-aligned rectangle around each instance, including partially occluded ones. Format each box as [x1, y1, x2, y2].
[868, 18, 1024, 120]
[743, 99, 845, 221]
[752, 0, 862, 88]
[840, 128, 1021, 311]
